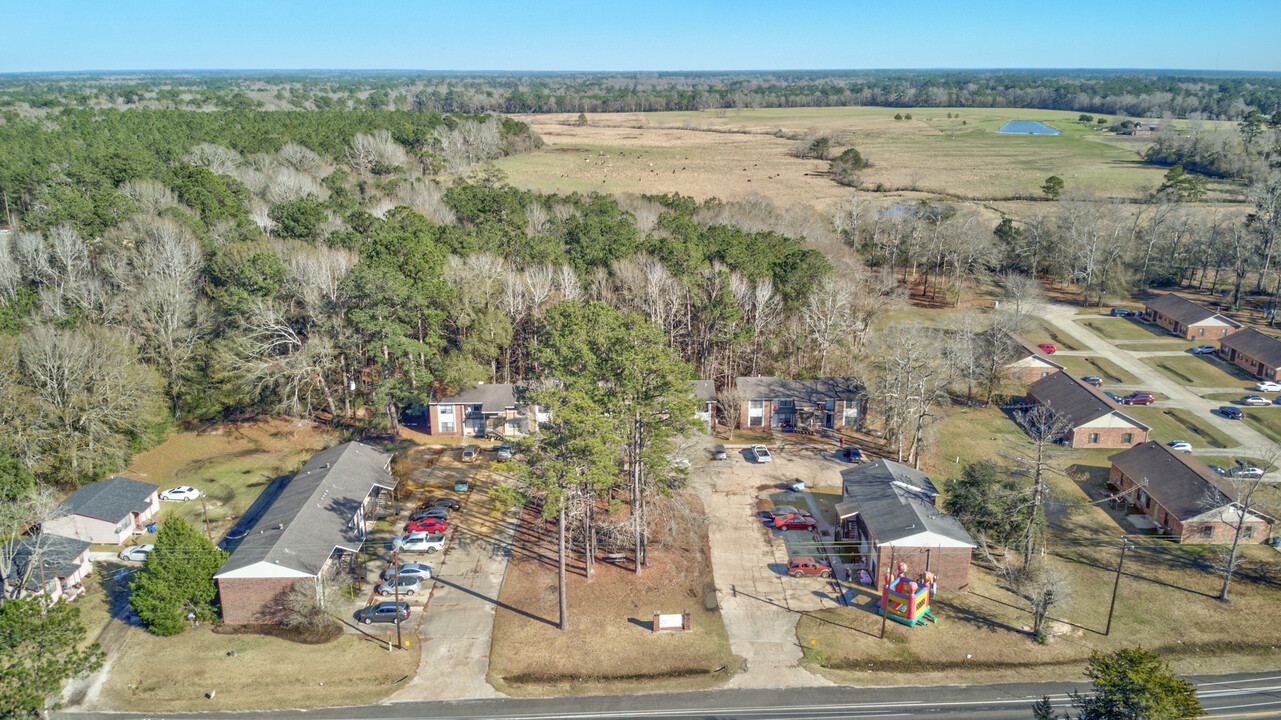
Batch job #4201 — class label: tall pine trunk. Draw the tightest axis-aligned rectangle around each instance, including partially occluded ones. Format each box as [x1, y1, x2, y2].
[558, 503, 569, 631]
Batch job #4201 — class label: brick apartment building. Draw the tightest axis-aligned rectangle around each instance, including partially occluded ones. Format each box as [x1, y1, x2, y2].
[1142, 293, 1241, 341]
[1000, 332, 1066, 385]
[1218, 327, 1281, 382]
[835, 459, 975, 592]
[426, 382, 546, 439]
[1025, 372, 1149, 448]
[215, 442, 396, 625]
[1108, 442, 1273, 544]
[733, 376, 865, 431]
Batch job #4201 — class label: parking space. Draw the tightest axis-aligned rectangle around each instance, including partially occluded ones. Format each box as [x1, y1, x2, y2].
[697, 445, 851, 688]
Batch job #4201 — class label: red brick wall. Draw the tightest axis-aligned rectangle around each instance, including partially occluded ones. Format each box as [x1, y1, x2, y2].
[1111, 465, 1272, 544]
[1066, 425, 1146, 448]
[873, 545, 971, 592]
[1146, 310, 1189, 339]
[218, 577, 303, 625]
[1226, 351, 1276, 381]
[1187, 323, 1238, 341]
[427, 404, 463, 437]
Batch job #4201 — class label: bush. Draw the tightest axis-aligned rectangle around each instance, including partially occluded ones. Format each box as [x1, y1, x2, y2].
[129, 518, 228, 636]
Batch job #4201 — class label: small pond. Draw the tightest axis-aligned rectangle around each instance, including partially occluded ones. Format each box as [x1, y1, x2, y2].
[997, 120, 1061, 135]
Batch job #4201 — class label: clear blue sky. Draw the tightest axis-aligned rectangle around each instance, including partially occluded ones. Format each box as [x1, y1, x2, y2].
[5, 0, 1280, 73]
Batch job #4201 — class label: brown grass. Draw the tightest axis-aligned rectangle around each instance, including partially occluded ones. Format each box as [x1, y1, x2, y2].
[487, 493, 739, 696]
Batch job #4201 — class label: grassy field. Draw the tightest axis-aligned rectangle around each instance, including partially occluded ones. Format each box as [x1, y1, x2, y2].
[99, 625, 419, 711]
[488, 492, 738, 696]
[1142, 356, 1253, 388]
[1020, 322, 1086, 353]
[1126, 407, 1238, 449]
[499, 106, 1231, 210]
[1241, 408, 1281, 444]
[803, 401, 1281, 685]
[1114, 341, 1197, 352]
[1053, 356, 1139, 385]
[1075, 317, 1171, 341]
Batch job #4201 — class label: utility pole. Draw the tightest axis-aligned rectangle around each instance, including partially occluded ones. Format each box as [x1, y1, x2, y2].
[393, 550, 402, 650]
[1105, 539, 1133, 636]
[880, 546, 895, 640]
[200, 497, 212, 544]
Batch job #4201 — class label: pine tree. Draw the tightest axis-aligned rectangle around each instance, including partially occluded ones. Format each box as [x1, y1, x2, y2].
[129, 517, 228, 635]
[0, 597, 104, 718]
[1032, 695, 1057, 720]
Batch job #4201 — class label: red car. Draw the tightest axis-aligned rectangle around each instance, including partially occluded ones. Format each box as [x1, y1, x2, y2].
[1121, 392, 1155, 406]
[787, 557, 831, 578]
[773, 514, 817, 531]
[404, 517, 448, 533]
[1038, 343, 1057, 354]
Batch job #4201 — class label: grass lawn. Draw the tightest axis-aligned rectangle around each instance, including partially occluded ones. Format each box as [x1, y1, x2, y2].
[1126, 407, 1238, 449]
[1076, 317, 1170, 341]
[1114, 341, 1197, 352]
[487, 492, 739, 696]
[1021, 321, 1086, 353]
[1201, 392, 1279, 404]
[1142, 355, 1253, 388]
[1053, 356, 1139, 385]
[1241, 408, 1281, 444]
[99, 625, 419, 711]
[120, 419, 336, 542]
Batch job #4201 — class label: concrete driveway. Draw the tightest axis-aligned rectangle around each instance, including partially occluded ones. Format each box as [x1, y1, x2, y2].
[696, 447, 849, 689]
[385, 451, 517, 701]
[1043, 304, 1276, 458]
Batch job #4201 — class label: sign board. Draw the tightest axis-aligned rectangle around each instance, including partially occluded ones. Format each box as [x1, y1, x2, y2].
[652, 610, 693, 633]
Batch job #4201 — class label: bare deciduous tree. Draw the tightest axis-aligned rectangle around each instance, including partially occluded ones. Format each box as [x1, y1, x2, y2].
[717, 386, 744, 441]
[184, 143, 241, 175]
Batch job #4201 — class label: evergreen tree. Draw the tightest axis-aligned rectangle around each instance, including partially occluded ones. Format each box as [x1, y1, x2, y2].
[1072, 647, 1201, 720]
[129, 517, 228, 635]
[1032, 695, 1058, 720]
[0, 597, 104, 718]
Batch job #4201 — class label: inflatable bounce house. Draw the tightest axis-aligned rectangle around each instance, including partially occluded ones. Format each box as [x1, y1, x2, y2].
[878, 564, 937, 627]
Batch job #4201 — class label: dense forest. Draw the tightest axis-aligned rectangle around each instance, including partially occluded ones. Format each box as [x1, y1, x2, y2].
[4, 70, 1281, 121]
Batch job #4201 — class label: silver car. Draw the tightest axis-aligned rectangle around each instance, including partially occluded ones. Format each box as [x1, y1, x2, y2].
[376, 575, 422, 596]
[381, 562, 432, 581]
[461, 445, 479, 462]
[118, 544, 154, 562]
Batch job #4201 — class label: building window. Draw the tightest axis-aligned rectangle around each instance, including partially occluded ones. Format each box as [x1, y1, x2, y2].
[1088, 432, 1100, 444]
[1221, 329, 1229, 337]
[1201, 526, 1213, 539]
[438, 404, 456, 434]
[749, 415, 763, 427]
[843, 404, 858, 426]
[1243, 526, 1255, 539]
[1198, 328, 1205, 336]
[1041, 371, 1049, 378]
[1121, 433, 1133, 444]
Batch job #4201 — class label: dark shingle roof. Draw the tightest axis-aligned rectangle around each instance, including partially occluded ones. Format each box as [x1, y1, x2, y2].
[734, 376, 863, 404]
[431, 383, 518, 413]
[1220, 327, 1281, 369]
[55, 476, 159, 523]
[1007, 332, 1066, 370]
[0, 534, 91, 593]
[692, 380, 717, 403]
[1108, 441, 1245, 521]
[215, 442, 395, 579]
[840, 459, 975, 547]
[1144, 293, 1238, 328]
[1027, 372, 1148, 430]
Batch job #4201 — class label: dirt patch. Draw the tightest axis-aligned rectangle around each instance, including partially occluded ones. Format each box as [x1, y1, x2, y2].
[213, 622, 342, 645]
[487, 492, 738, 696]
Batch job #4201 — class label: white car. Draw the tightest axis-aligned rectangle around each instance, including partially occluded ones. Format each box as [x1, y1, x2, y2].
[751, 445, 772, 463]
[118, 544, 154, 562]
[159, 486, 203, 502]
[1255, 381, 1281, 393]
[392, 531, 445, 554]
[1192, 345, 1217, 355]
[1229, 464, 1265, 479]
[1166, 441, 1193, 453]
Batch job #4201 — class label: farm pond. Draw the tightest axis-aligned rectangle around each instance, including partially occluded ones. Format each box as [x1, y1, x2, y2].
[996, 121, 1061, 135]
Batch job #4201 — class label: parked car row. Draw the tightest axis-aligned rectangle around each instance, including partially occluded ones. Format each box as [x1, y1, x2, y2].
[461, 443, 514, 462]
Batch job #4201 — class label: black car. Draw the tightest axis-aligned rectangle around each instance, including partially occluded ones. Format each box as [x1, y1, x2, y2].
[354, 601, 409, 625]
[1218, 406, 1245, 420]
[408, 507, 451, 522]
[415, 498, 461, 513]
[841, 447, 863, 463]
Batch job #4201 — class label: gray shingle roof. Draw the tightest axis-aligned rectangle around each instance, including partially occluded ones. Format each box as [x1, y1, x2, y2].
[840, 459, 975, 547]
[1220, 327, 1281, 370]
[1027, 372, 1148, 430]
[734, 376, 864, 404]
[215, 442, 395, 579]
[692, 380, 717, 403]
[1108, 441, 1245, 521]
[55, 476, 159, 523]
[1, 534, 91, 593]
[1007, 332, 1066, 369]
[1144, 293, 1238, 328]
[431, 383, 518, 413]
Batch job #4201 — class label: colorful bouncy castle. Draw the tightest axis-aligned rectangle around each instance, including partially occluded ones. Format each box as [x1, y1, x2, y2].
[878, 564, 937, 627]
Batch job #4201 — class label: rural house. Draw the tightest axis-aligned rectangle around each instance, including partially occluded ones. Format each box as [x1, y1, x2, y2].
[43, 476, 160, 545]
[1218, 327, 1281, 381]
[692, 380, 717, 433]
[215, 442, 397, 625]
[835, 459, 975, 592]
[1025, 372, 1149, 448]
[426, 382, 541, 438]
[1142, 293, 1241, 341]
[1000, 332, 1066, 384]
[0, 534, 93, 600]
[733, 376, 865, 431]
[1108, 442, 1273, 544]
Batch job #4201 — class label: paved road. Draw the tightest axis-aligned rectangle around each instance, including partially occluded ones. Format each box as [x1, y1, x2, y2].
[56, 670, 1281, 719]
[1044, 305, 1276, 457]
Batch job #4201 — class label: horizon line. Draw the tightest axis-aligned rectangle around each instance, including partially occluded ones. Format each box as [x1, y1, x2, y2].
[3, 67, 1281, 77]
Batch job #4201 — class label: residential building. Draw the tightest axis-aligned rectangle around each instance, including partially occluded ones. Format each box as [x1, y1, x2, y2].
[1142, 293, 1240, 341]
[1001, 332, 1066, 384]
[1108, 442, 1273, 544]
[835, 459, 975, 591]
[733, 376, 865, 431]
[43, 476, 160, 545]
[215, 442, 397, 625]
[1219, 327, 1281, 381]
[0, 534, 93, 600]
[426, 382, 536, 438]
[1025, 372, 1149, 448]
[692, 380, 717, 434]
[1130, 122, 1161, 136]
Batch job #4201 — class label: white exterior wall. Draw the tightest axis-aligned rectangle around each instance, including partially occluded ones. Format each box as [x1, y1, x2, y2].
[44, 513, 133, 545]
